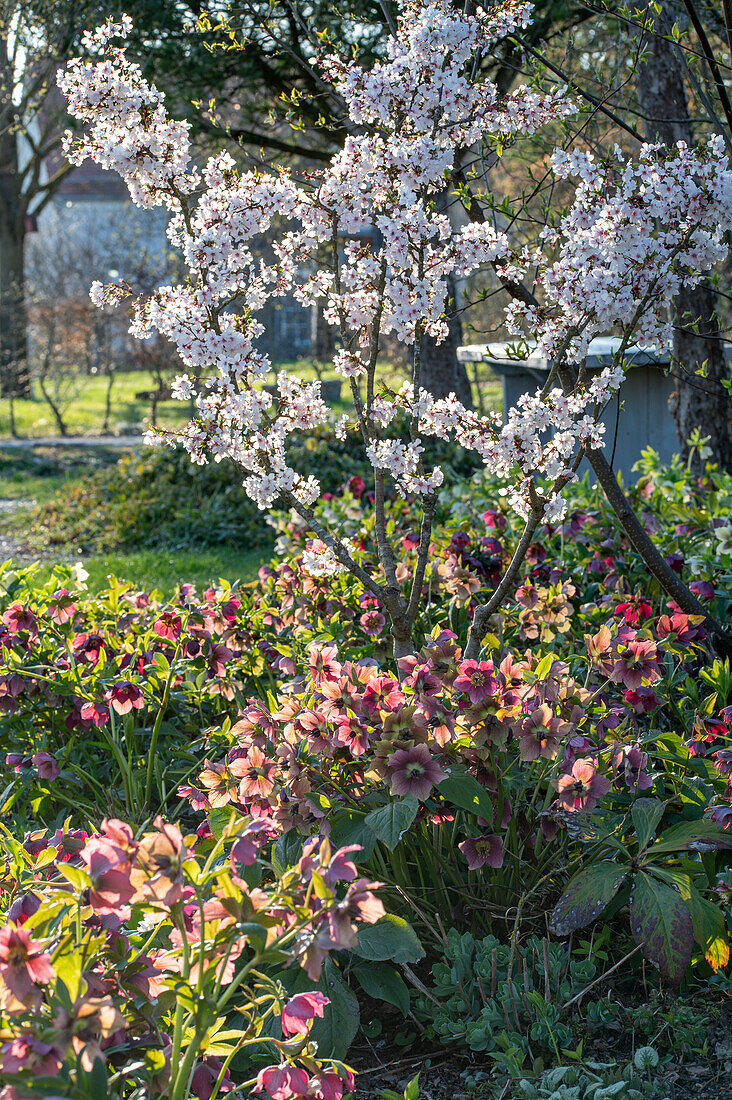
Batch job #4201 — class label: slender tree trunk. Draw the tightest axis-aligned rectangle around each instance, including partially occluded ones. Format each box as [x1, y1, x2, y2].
[636, 6, 732, 473]
[419, 189, 473, 407]
[419, 271, 473, 406]
[0, 126, 30, 399]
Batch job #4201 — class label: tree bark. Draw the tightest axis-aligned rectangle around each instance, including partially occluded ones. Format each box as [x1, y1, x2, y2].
[419, 188, 473, 407]
[418, 271, 473, 406]
[0, 128, 30, 399]
[636, 6, 732, 473]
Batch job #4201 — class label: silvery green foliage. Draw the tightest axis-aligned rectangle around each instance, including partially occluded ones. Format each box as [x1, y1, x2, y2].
[517, 1053, 665, 1100]
[416, 929, 595, 1057]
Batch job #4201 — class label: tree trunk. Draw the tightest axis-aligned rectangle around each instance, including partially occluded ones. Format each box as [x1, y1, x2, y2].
[418, 188, 473, 407]
[636, 7, 732, 473]
[0, 128, 30, 399]
[418, 271, 473, 406]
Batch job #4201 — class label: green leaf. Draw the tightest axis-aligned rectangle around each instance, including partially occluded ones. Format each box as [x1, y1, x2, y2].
[353, 915, 424, 964]
[437, 766, 494, 824]
[85, 1055, 109, 1099]
[650, 819, 732, 855]
[238, 922, 268, 952]
[405, 1074, 421, 1100]
[352, 961, 410, 1015]
[365, 797, 418, 850]
[548, 861, 627, 936]
[328, 811, 376, 861]
[56, 863, 92, 891]
[272, 830, 305, 875]
[631, 798, 665, 850]
[533, 653, 554, 681]
[630, 871, 693, 985]
[207, 807, 237, 841]
[668, 878, 731, 972]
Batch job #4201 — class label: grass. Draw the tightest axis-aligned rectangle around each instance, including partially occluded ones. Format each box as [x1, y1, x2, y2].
[0, 445, 121, 502]
[0, 370, 193, 439]
[0, 446, 269, 593]
[0, 363, 502, 439]
[81, 547, 266, 594]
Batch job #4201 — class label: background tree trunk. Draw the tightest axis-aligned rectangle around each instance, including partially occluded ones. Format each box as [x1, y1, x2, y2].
[419, 272, 473, 406]
[636, 7, 732, 473]
[418, 189, 473, 407]
[0, 129, 30, 399]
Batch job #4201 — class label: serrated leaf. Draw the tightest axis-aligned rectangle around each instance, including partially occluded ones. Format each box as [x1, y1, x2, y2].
[353, 915, 424, 963]
[272, 830, 305, 875]
[651, 819, 732, 855]
[365, 797, 418, 850]
[630, 871, 693, 985]
[548, 861, 627, 936]
[632, 798, 665, 850]
[437, 766, 493, 824]
[351, 961, 410, 1015]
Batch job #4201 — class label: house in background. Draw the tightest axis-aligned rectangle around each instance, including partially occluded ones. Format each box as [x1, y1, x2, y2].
[23, 126, 315, 366]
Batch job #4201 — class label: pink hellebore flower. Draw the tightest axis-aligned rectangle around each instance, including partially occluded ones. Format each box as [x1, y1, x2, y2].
[154, 612, 182, 640]
[0, 926, 55, 1001]
[32, 752, 60, 781]
[47, 589, 77, 625]
[610, 640, 661, 690]
[316, 1073, 354, 1100]
[1, 603, 37, 635]
[454, 659, 498, 704]
[386, 744, 446, 800]
[256, 1065, 311, 1100]
[360, 609, 386, 636]
[107, 680, 144, 715]
[281, 991, 330, 1036]
[458, 833, 504, 870]
[79, 700, 110, 727]
[555, 758, 611, 813]
[1, 1037, 62, 1076]
[190, 1057, 235, 1099]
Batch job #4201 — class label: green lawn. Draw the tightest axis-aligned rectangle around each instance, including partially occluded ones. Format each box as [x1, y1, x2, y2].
[0, 446, 269, 593]
[0, 364, 502, 439]
[81, 547, 266, 594]
[0, 370, 193, 439]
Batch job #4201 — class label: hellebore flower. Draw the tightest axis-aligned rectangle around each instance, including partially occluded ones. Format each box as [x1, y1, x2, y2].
[0, 926, 54, 1001]
[386, 744, 445, 800]
[555, 758, 611, 812]
[190, 1057, 235, 1099]
[256, 1065, 311, 1100]
[32, 752, 60, 781]
[458, 833, 504, 870]
[281, 991, 330, 1036]
[107, 680, 144, 715]
[454, 659, 498, 704]
[154, 612, 182, 640]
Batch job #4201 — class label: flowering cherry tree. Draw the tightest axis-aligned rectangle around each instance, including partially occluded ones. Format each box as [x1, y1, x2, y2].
[58, 0, 732, 659]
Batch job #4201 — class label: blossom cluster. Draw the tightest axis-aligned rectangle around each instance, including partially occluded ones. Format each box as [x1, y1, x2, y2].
[54, 0, 732, 530]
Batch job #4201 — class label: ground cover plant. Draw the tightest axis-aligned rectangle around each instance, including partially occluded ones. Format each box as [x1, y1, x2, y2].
[2, 0, 732, 1097]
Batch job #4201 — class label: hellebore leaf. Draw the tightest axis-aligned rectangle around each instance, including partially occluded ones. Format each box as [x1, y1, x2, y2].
[630, 871, 693, 986]
[549, 860, 627, 936]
